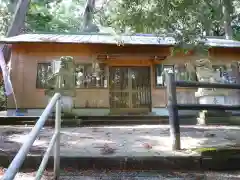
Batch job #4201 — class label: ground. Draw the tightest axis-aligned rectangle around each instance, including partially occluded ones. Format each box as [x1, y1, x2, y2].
[0, 125, 239, 157]
[1, 169, 240, 179]
[1, 125, 240, 179]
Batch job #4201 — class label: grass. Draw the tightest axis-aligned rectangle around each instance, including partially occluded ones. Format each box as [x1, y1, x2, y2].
[194, 147, 217, 153]
[193, 147, 240, 157]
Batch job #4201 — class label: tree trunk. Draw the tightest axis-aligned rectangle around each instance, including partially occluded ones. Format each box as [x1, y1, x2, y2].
[7, 0, 19, 14]
[222, 0, 233, 39]
[203, 20, 212, 36]
[83, 0, 95, 29]
[7, 0, 30, 37]
[2, 0, 30, 62]
[83, 0, 99, 32]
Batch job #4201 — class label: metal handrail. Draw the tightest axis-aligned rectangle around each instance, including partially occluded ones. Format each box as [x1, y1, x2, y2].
[2, 93, 62, 180]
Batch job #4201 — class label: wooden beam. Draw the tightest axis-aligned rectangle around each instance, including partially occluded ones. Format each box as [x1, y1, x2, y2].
[176, 81, 240, 89]
[166, 73, 181, 150]
[177, 104, 240, 110]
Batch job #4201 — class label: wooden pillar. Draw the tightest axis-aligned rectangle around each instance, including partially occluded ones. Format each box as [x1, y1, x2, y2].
[166, 73, 181, 150]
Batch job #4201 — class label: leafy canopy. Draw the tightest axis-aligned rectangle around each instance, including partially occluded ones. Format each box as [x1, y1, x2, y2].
[100, 0, 240, 46]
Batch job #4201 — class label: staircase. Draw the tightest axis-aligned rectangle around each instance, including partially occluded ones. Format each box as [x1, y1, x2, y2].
[2, 93, 240, 179]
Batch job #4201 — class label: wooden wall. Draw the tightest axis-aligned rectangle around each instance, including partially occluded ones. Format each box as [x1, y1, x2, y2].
[209, 47, 240, 105]
[151, 54, 201, 108]
[8, 43, 171, 109]
[151, 48, 240, 108]
[8, 43, 240, 110]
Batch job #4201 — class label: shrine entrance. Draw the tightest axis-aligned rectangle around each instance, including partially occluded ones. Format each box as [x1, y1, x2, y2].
[109, 67, 151, 114]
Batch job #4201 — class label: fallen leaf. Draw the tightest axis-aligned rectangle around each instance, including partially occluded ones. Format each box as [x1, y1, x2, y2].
[100, 144, 116, 155]
[143, 143, 152, 149]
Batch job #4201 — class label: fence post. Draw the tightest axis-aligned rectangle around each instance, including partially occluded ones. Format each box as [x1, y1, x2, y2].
[166, 73, 181, 150]
[54, 97, 61, 179]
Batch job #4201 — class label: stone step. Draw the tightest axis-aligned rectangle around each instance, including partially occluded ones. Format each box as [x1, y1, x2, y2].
[0, 116, 198, 126]
[197, 116, 240, 125]
[57, 171, 240, 180]
[1, 154, 240, 171]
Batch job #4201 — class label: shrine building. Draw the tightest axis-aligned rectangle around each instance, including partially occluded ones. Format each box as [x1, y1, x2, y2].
[0, 33, 240, 116]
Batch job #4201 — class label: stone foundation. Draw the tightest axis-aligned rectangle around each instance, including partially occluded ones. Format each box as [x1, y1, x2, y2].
[197, 110, 232, 125]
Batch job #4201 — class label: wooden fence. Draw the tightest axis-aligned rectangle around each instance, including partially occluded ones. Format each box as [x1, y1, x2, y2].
[166, 73, 240, 150]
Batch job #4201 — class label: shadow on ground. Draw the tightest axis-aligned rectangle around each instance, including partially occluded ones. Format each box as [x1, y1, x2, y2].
[0, 125, 239, 157]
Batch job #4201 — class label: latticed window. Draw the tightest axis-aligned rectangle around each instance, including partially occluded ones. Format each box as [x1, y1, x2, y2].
[212, 64, 239, 84]
[75, 63, 107, 88]
[155, 63, 240, 88]
[155, 64, 197, 87]
[155, 64, 174, 87]
[36, 62, 107, 89]
[36, 63, 53, 89]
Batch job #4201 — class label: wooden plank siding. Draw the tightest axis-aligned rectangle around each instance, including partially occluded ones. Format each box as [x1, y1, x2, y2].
[7, 43, 240, 110]
[8, 43, 171, 109]
[152, 48, 240, 107]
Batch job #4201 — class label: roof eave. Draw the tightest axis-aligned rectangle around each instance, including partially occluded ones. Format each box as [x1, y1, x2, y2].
[0, 41, 176, 46]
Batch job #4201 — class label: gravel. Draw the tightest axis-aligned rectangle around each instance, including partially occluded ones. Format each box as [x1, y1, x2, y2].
[1, 170, 240, 180]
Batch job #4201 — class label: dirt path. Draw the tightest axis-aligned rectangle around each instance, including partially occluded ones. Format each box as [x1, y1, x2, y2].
[0, 125, 239, 157]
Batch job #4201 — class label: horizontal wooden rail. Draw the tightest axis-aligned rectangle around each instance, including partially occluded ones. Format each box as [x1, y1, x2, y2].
[176, 81, 240, 89]
[176, 104, 240, 110]
[166, 73, 240, 151]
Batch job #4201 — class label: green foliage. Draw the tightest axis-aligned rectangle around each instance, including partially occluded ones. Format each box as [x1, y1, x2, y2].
[0, 0, 239, 41]
[0, 0, 239, 108]
[234, 26, 240, 40]
[100, 0, 240, 51]
[26, 0, 85, 33]
[0, 0, 86, 35]
[0, 79, 6, 109]
[0, 0, 14, 37]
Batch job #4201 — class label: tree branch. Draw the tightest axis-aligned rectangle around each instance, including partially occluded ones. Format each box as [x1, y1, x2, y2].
[203, 0, 214, 10]
[231, 13, 240, 20]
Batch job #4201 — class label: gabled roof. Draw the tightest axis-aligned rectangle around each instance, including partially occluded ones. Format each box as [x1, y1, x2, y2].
[0, 33, 176, 46]
[1, 33, 240, 48]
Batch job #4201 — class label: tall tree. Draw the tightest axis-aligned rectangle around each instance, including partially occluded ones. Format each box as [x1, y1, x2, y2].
[2, 0, 31, 62]
[7, 0, 30, 37]
[26, 0, 85, 32]
[100, 0, 239, 46]
[83, 0, 99, 32]
[222, 0, 234, 39]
